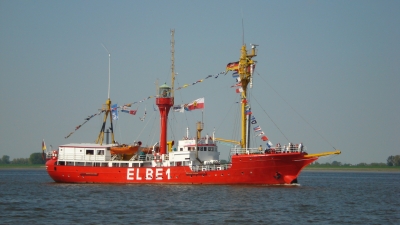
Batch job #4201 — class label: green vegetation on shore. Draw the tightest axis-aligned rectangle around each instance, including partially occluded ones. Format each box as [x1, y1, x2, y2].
[0, 153, 45, 166]
[0, 164, 45, 169]
[304, 157, 400, 172]
[305, 164, 400, 171]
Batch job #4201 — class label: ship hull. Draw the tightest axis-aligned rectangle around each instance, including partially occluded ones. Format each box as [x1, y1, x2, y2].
[46, 153, 317, 185]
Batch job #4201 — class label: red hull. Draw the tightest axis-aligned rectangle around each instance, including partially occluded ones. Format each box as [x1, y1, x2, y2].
[46, 153, 317, 185]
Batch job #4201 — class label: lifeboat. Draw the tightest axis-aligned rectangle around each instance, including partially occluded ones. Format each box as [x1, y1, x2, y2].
[140, 146, 159, 154]
[110, 145, 139, 155]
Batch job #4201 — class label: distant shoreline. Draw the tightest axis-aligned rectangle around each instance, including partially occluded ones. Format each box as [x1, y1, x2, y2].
[304, 167, 400, 173]
[0, 165, 45, 170]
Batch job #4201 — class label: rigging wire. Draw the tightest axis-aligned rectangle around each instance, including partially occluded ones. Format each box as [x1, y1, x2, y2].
[214, 98, 236, 133]
[168, 105, 180, 142]
[254, 71, 336, 150]
[174, 75, 192, 132]
[135, 110, 156, 143]
[250, 92, 290, 143]
[147, 112, 158, 146]
[232, 98, 241, 142]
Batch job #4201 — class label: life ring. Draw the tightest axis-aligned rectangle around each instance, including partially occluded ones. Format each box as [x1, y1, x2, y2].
[154, 153, 162, 162]
[52, 150, 58, 160]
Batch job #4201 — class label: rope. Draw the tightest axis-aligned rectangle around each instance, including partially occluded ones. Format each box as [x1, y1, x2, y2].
[136, 110, 156, 143]
[251, 92, 290, 143]
[64, 110, 104, 139]
[254, 71, 336, 150]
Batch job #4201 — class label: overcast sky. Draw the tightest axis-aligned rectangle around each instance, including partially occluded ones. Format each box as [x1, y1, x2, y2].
[1, 0, 399, 164]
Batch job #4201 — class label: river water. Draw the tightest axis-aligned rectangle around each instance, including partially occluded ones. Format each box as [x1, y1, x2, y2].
[0, 169, 399, 224]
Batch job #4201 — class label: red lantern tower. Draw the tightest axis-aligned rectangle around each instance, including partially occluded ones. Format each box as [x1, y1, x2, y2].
[156, 84, 173, 155]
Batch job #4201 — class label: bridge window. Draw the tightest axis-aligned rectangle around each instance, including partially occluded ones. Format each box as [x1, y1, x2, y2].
[97, 150, 104, 155]
[86, 150, 94, 155]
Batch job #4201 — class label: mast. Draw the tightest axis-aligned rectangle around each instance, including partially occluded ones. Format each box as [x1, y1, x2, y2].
[96, 49, 115, 145]
[170, 29, 175, 98]
[238, 44, 257, 148]
[155, 29, 175, 155]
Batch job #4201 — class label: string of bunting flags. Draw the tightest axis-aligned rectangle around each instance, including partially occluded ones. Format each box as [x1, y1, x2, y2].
[64, 64, 236, 139]
[64, 110, 104, 139]
[175, 71, 225, 90]
[109, 69, 227, 114]
[251, 114, 273, 149]
[113, 70, 225, 110]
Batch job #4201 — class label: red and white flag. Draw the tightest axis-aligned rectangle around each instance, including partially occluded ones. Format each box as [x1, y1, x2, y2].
[187, 98, 204, 111]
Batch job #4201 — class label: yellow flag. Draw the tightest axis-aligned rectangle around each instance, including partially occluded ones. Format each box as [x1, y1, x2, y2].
[42, 139, 47, 151]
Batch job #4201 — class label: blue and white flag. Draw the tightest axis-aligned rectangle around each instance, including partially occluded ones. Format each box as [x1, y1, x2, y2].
[111, 104, 118, 120]
[253, 126, 261, 132]
[232, 71, 239, 78]
[173, 105, 185, 113]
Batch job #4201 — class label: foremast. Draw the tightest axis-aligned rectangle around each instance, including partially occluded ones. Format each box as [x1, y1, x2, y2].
[96, 51, 115, 145]
[238, 44, 257, 148]
[96, 98, 115, 145]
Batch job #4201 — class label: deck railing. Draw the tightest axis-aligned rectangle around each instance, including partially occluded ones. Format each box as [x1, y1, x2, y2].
[190, 164, 231, 172]
[230, 146, 307, 155]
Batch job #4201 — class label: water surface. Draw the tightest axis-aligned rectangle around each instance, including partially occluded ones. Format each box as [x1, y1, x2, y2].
[0, 169, 398, 224]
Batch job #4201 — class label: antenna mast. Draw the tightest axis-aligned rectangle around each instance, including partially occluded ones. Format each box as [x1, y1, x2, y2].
[101, 44, 111, 99]
[108, 52, 111, 99]
[242, 17, 245, 45]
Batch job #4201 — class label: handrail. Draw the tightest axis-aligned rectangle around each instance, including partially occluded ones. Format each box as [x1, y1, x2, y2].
[213, 137, 240, 145]
[190, 164, 231, 172]
[230, 147, 308, 155]
[303, 150, 341, 158]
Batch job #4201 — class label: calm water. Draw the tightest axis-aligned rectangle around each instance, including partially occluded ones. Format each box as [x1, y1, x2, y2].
[0, 169, 399, 225]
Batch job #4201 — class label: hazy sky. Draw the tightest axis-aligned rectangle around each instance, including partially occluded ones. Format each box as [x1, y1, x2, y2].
[1, 1, 399, 164]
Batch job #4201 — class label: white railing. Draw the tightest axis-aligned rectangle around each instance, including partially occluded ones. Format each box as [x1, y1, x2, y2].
[190, 164, 231, 172]
[230, 146, 307, 155]
[59, 155, 108, 161]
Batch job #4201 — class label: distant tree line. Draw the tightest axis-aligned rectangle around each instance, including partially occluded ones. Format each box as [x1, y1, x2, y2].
[387, 155, 400, 166]
[312, 155, 400, 167]
[0, 153, 45, 165]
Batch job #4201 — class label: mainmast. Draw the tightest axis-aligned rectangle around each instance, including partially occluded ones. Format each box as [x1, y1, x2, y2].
[155, 29, 175, 155]
[238, 44, 257, 148]
[170, 29, 175, 98]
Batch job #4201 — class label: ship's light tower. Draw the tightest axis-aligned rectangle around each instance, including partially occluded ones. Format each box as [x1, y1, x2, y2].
[156, 84, 173, 155]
